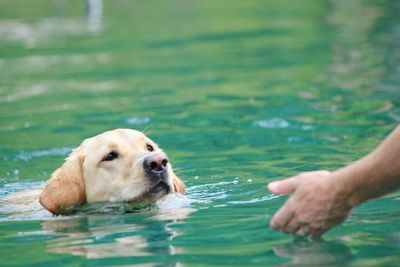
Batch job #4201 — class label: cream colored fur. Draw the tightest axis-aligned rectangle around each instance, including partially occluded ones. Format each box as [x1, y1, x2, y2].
[33, 128, 184, 214]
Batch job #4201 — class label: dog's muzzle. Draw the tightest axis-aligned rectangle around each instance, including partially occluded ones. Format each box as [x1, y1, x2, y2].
[143, 154, 169, 181]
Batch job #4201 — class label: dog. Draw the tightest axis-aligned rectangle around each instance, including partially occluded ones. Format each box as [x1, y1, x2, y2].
[1, 128, 185, 216]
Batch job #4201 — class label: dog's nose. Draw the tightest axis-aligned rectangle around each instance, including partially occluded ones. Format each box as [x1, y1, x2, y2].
[143, 154, 169, 175]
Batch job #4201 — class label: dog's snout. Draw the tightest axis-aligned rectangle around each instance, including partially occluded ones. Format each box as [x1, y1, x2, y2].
[143, 154, 169, 174]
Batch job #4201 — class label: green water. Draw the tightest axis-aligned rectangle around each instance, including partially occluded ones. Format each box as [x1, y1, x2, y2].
[1, 0, 400, 266]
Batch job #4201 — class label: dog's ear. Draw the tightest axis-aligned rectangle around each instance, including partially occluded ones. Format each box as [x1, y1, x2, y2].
[172, 174, 185, 194]
[40, 152, 86, 215]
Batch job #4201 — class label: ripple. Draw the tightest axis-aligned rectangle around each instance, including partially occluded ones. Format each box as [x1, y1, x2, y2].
[0, 84, 49, 103]
[253, 118, 290, 129]
[0, 181, 44, 198]
[388, 109, 400, 122]
[0, 18, 92, 47]
[302, 125, 315, 131]
[228, 194, 280, 205]
[186, 181, 238, 203]
[126, 116, 150, 125]
[15, 147, 72, 162]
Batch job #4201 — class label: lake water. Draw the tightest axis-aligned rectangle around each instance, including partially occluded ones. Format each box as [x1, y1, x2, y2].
[1, 0, 400, 266]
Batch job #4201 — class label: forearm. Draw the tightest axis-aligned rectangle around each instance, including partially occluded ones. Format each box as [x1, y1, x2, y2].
[335, 125, 400, 206]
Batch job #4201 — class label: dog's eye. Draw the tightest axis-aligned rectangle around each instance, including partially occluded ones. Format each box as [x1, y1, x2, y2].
[102, 151, 119, 161]
[146, 144, 154, 152]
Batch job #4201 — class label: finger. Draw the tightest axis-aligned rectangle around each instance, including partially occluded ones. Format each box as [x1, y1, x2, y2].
[282, 216, 301, 234]
[270, 206, 294, 231]
[268, 176, 299, 195]
[300, 170, 330, 176]
[295, 225, 311, 238]
[309, 227, 326, 237]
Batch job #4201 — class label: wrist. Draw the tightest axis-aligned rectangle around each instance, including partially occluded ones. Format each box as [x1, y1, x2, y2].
[332, 152, 385, 208]
[331, 166, 364, 208]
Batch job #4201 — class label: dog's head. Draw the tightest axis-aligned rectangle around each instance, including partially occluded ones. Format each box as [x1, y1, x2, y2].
[39, 129, 185, 215]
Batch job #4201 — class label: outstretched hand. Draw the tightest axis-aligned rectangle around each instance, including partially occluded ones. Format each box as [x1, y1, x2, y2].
[268, 171, 353, 237]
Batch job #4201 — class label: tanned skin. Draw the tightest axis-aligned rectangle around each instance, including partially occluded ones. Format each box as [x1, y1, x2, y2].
[268, 125, 400, 237]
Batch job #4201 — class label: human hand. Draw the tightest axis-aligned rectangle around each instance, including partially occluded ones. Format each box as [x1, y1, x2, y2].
[268, 171, 352, 237]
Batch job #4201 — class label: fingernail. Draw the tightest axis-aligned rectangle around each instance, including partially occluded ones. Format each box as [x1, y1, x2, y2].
[268, 182, 279, 191]
[271, 223, 282, 231]
[296, 229, 306, 237]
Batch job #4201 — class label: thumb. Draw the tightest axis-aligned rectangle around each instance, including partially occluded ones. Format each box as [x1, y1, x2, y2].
[268, 177, 299, 195]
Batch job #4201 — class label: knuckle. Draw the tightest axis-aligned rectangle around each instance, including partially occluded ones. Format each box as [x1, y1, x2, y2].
[318, 170, 331, 175]
[271, 216, 284, 230]
[297, 216, 308, 225]
[297, 172, 308, 178]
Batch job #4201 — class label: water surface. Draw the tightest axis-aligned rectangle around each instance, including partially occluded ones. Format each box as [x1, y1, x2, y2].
[1, 0, 400, 266]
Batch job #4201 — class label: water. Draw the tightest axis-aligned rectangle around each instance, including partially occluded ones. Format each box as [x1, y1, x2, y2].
[0, 0, 400, 266]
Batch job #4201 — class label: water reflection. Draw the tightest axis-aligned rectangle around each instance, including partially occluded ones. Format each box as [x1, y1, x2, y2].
[0, 0, 102, 47]
[43, 212, 186, 261]
[0, 0, 399, 265]
[85, 0, 102, 33]
[274, 239, 354, 267]
[44, 216, 151, 258]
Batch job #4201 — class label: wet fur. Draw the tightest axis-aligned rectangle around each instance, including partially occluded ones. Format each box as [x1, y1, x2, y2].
[3, 129, 185, 215]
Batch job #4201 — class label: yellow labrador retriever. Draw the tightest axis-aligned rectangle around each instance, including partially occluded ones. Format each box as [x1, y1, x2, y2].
[3, 128, 185, 216]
